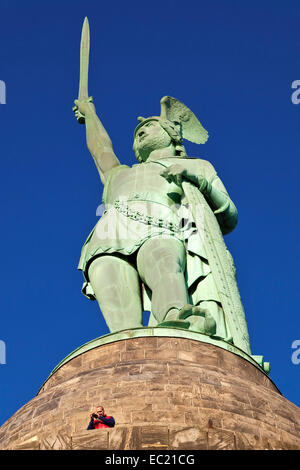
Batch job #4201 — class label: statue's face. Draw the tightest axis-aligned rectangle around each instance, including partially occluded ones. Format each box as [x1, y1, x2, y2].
[134, 120, 172, 161]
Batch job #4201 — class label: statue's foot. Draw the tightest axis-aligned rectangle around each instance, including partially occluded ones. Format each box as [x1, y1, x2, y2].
[157, 303, 223, 338]
[157, 305, 216, 335]
[157, 305, 194, 329]
[184, 305, 217, 336]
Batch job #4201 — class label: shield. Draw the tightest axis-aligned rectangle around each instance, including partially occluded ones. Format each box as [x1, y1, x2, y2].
[182, 180, 251, 355]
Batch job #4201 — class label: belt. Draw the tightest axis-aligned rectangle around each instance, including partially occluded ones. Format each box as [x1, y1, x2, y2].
[116, 191, 178, 208]
[113, 198, 181, 233]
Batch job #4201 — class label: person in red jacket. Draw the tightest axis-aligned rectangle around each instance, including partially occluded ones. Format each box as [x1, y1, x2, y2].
[87, 405, 115, 429]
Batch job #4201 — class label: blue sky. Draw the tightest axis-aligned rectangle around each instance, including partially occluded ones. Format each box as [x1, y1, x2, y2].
[0, 0, 300, 426]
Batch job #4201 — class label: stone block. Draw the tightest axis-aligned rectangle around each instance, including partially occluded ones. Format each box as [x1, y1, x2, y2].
[108, 427, 127, 449]
[13, 435, 40, 450]
[120, 349, 145, 361]
[235, 432, 267, 450]
[140, 426, 169, 449]
[125, 337, 157, 350]
[132, 410, 185, 425]
[39, 430, 71, 450]
[177, 350, 218, 367]
[222, 413, 260, 436]
[208, 429, 235, 450]
[170, 427, 207, 450]
[72, 430, 108, 450]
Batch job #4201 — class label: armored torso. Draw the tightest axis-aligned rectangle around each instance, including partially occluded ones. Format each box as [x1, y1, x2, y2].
[78, 157, 218, 276]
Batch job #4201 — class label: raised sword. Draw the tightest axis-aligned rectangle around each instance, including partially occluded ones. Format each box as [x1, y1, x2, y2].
[73, 17, 93, 124]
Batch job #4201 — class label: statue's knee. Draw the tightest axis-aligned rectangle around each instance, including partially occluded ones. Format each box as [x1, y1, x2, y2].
[88, 257, 105, 279]
[154, 246, 185, 275]
[88, 255, 119, 283]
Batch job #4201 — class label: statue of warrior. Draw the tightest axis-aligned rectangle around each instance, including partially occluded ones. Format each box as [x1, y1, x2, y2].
[73, 19, 252, 356]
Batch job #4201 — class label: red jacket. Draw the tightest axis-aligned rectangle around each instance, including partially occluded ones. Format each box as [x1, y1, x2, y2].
[87, 415, 115, 429]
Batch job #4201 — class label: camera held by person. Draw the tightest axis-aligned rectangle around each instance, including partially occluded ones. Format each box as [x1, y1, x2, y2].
[87, 406, 115, 429]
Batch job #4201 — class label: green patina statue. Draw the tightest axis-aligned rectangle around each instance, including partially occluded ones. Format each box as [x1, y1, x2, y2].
[73, 18, 252, 357]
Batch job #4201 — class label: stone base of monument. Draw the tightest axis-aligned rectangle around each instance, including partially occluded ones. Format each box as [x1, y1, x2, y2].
[0, 328, 300, 450]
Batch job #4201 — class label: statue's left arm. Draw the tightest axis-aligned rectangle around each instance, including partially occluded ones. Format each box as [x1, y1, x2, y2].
[161, 161, 237, 235]
[194, 162, 238, 235]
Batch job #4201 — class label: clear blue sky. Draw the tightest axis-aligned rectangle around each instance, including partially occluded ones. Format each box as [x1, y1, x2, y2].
[0, 0, 300, 426]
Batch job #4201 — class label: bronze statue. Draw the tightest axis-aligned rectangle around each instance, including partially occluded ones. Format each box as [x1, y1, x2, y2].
[73, 18, 251, 355]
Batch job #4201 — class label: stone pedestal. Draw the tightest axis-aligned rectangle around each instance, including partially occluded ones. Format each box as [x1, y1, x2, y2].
[0, 330, 300, 450]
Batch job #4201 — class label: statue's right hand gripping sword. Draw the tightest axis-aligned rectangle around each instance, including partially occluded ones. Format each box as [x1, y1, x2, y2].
[73, 17, 93, 124]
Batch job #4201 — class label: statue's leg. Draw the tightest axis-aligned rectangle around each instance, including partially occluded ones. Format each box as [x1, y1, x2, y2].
[88, 255, 143, 332]
[137, 237, 189, 324]
[188, 269, 230, 338]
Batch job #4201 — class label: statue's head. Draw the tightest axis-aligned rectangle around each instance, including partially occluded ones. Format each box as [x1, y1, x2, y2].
[133, 97, 209, 162]
[133, 117, 185, 162]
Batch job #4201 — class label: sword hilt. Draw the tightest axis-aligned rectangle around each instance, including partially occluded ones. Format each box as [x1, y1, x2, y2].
[73, 96, 93, 125]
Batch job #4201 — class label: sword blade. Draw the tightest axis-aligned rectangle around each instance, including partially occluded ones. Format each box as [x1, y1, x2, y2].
[78, 17, 90, 100]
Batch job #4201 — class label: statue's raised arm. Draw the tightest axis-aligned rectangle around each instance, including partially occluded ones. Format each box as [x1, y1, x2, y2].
[73, 17, 120, 184]
[74, 99, 120, 183]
